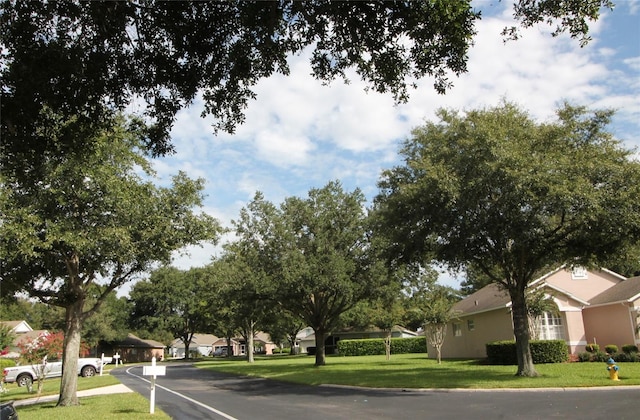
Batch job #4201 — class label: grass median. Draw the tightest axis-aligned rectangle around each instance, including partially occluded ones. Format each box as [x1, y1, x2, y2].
[196, 353, 640, 389]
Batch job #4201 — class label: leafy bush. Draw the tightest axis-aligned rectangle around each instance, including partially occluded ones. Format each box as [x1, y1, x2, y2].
[604, 344, 618, 354]
[577, 352, 592, 362]
[612, 352, 640, 363]
[622, 344, 638, 354]
[585, 343, 599, 353]
[272, 348, 291, 354]
[591, 351, 609, 362]
[486, 340, 569, 365]
[307, 347, 316, 355]
[0, 358, 17, 370]
[337, 337, 426, 357]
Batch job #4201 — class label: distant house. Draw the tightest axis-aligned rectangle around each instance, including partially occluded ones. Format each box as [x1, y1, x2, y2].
[430, 267, 640, 359]
[299, 325, 419, 354]
[170, 333, 219, 358]
[211, 337, 241, 356]
[0, 320, 48, 359]
[99, 333, 165, 363]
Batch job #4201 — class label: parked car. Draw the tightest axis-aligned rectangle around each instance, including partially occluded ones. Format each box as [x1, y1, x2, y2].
[2, 357, 110, 387]
[212, 347, 228, 357]
[0, 400, 18, 420]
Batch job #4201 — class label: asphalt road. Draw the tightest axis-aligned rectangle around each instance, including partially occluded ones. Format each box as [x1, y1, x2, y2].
[110, 363, 638, 420]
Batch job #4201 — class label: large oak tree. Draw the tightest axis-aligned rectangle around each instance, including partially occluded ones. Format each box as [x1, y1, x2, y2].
[1, 0, 612, 160]
[374, 102, 640, 376]
[0, 114, 220, 405]
[276, 181, 385, 366]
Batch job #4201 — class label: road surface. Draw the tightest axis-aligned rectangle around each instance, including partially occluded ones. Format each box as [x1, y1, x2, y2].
[110, 363, 638, 419]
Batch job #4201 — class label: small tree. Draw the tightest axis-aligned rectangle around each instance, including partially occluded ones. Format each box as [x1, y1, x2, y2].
[402, 270, 458, 364]
[0, 325, 15, 353]
[18, 331, 87, 395]
[526, 288, 559, 340]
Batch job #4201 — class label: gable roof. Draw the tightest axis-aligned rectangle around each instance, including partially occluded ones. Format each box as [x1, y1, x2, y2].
[0, 320, 33, 333]
[454, 268, 633, 316]
[116, 333, 165, 349]
[588, 276, 640, 307]
[452, 283, 510, 316]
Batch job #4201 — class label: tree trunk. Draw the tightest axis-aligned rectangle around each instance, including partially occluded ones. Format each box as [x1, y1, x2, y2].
[509, 288, 538, 377]
[57, 298, 84, 406]
[247, 327, 255, 363]
[226, 333, 233, 357]
[184, 341, 190, 359]
[384, 329, 391, 361]
[314, 329, 326, 366]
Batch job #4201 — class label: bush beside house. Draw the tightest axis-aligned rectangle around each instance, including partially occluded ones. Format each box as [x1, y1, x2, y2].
[486, 340, 569, 365]
[338, 337, 426, 356]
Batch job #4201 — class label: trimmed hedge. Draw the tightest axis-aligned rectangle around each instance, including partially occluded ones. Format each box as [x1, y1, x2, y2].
[337, 337, 426, 356]
[0, 358, 17, 370]
[486, 340, 569, 365]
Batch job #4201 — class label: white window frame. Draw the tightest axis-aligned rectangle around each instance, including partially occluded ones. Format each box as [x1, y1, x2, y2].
[538, 311, 565, 340]
[453, 323, 462, 337]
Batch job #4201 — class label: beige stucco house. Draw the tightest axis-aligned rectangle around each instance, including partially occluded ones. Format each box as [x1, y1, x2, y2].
[430, 267, 640, 359]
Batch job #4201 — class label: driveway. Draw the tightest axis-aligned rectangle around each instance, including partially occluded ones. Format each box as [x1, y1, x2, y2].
[111, 363, 638, 419]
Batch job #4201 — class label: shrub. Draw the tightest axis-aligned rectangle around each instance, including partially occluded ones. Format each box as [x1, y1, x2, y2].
[604, 344, 618, 355]
[337, 337, 427, 357]
[622, 344, 638, 354]
[613, 352, 630, 362]
[0, 358, 17, 370]
[577, 352, 592, 362]
[486, 340, 569, 365]
[307, 347, 316, 355]
[391, 337, 426, 354]
[591, 351, 609, 362]
[585, 343, 599, 353]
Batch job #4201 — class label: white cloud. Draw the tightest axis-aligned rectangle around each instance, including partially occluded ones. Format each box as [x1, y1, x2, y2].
[127, 5, 640, 294]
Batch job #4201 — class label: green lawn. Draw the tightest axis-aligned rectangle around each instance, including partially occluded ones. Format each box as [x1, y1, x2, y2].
[12, 393, 170, 420]
[1, 368, 170, 419]
[196, 353, 640, 389]
[1, 371, 120, 402]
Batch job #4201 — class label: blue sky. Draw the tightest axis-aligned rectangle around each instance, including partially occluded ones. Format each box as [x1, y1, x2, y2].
[129, 1, 640, 292]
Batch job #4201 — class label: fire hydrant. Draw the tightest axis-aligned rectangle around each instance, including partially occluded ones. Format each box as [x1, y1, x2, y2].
[606, 357, 620, 381]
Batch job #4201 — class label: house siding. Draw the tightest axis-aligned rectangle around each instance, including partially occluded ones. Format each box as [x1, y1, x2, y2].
[434, 309, 514, 359]
[438, 268, 634, 360]
[583, 304, 636, 350]
[544, 269, 622, 302]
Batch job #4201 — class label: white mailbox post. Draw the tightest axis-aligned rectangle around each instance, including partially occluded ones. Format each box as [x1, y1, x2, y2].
[143, 356, 166, 414]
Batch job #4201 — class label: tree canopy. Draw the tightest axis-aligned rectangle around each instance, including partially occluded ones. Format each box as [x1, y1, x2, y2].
[0, 114, 220, 405]
[374, 101, 640, 376]
[129, 266, 215, 358]
[1, 0, 612, 160]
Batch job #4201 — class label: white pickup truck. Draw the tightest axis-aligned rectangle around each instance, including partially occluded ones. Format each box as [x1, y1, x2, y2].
[2, 357, 111, 387]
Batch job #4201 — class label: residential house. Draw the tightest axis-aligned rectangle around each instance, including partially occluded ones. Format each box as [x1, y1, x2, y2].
[170, 333, 219, 358]
[0, 320, 48, 359]
[430, 267, 640, 359]
[211, 332, 277, 356]
[299, 325, 419, 354]
[98, 333, 165, 363]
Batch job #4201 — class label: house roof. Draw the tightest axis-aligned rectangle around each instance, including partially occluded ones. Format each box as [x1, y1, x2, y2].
[588, 276, 640, 306]
[0, 320, 33, 333]
[454, 269, 634, 316]
[13, 330, 48, 347]
[116, 333, 165, 349]
[452, 283, 510, 316]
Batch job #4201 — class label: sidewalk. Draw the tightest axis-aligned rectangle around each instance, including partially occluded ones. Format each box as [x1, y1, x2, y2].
[12, 383, 134, 407]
